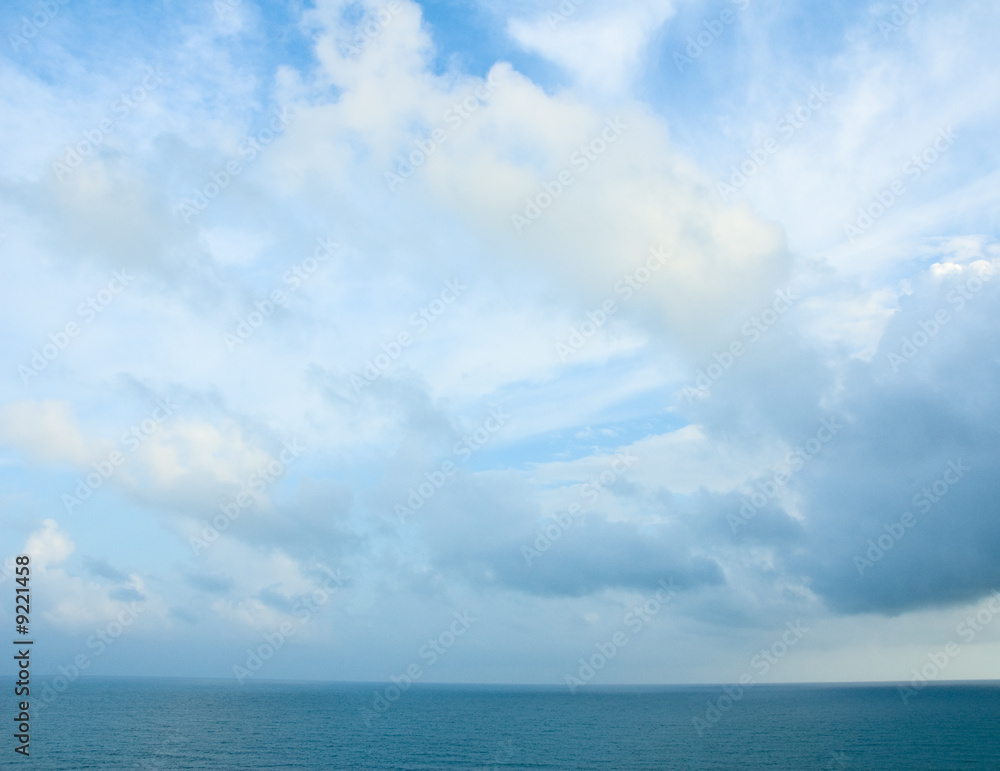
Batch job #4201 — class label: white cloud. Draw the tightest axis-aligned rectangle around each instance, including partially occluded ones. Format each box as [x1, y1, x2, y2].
[508, 0, 677, 93]
[23, 518, 74, 570]
[0, 400, 97, 466]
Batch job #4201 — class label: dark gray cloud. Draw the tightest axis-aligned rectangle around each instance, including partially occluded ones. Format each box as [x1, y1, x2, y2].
[82, 555, 130, 583]
[720, 261, 1000, 616]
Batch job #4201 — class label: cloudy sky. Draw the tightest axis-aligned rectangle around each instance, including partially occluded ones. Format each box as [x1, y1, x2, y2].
[1, 0, 999, 689]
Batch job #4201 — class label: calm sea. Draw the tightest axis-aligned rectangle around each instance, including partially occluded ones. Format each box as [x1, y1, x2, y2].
[5, 678, 1000, 769]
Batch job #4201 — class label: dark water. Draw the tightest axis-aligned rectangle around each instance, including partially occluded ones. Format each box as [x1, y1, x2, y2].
[6, 677, 1000, 769]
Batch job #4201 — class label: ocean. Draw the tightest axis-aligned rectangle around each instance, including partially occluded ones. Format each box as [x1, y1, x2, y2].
[7, 678, 1000, 769]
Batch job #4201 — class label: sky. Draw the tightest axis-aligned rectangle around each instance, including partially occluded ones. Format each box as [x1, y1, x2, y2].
[1, 0, 999, 693]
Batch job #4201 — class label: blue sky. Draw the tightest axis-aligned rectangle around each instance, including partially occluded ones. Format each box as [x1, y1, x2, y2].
[1, 0, 1000, 690]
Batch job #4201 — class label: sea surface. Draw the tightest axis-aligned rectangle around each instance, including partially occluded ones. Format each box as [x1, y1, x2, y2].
[6, 678, 1000, 770]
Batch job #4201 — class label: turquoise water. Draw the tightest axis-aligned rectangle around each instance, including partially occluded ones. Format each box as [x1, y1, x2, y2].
[6, 678, 1000, 769]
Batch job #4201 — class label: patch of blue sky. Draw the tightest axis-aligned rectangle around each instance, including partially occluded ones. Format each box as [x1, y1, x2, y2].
[465, 401, 683, 474]
[634, 0, 871, 161]
[3, 464, 183, 573]
[413, 0, 571, 90]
